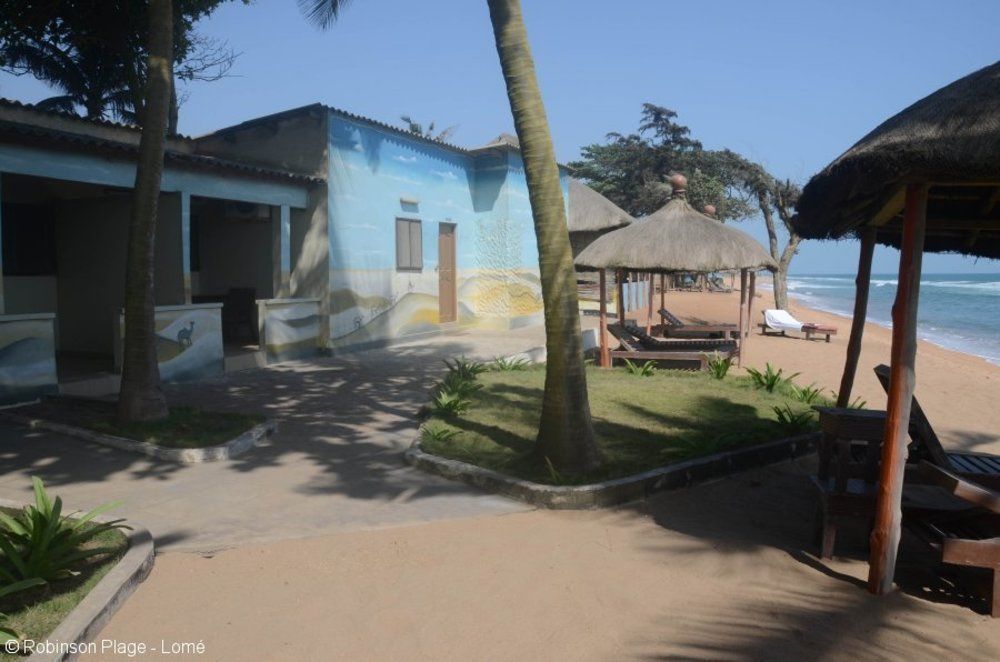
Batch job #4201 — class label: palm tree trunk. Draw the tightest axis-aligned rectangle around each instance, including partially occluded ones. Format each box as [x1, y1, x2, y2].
[117, 0, 173, 422]
[486, 0, 600, 474]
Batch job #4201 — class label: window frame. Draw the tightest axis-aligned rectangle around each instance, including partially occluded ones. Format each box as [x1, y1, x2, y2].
[395, 217, 423, 272]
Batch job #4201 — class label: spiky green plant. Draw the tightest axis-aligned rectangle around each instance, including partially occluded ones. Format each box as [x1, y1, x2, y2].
[706, 352, 733, 380]
[443, 357, 488, 381]
[792, 383, 824, 405]
[623, 359, 657, 377]
[773, 405, 816, 434]
[746, 363, 800, 393]
[421, 424, 461, 444]
[491, 356, 531, 372]
[0, 478, 128, 584]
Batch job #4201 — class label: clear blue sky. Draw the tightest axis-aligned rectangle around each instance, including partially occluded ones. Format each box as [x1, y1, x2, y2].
[3, 0, 999, 275]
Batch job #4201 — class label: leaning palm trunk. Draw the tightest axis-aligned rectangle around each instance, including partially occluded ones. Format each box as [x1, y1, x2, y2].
[117, 0, 173, 422]
[487, 0, 601, 474]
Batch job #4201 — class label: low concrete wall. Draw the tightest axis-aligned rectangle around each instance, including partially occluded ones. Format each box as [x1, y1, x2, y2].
[115, 303, 223, 383]
[257, 298, 322, 363]
[0, 313, 58, 405]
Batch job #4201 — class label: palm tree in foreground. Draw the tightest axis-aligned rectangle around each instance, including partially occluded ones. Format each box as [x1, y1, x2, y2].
[118, 0, 174, 422]
[299, 0, 601, 474]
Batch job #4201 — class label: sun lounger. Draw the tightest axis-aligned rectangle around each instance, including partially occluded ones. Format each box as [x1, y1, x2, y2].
[874, 364, 1000, 490]
[606, 324, 737, 370]
[759, 309, 838, 342]
[658, 307, 738, 339]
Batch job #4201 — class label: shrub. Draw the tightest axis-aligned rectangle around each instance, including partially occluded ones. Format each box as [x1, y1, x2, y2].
[746, 363, 800, 393]
[443, 357, 487, 381]
[792, 383, 824, 405]
[421, 424, 460, 444]
[773, 405, 816, 434]
[623, 359, 657, 377]
[491, 356, 531, 372]
[0, 477, 128, 584]
[437, 371, 483, 400]
[826, 391, 869, 410]
[706, 352, 733, 380]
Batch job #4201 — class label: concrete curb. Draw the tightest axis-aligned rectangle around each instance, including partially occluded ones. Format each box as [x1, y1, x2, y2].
[0, 412, 277, 463]
[0, 498, 154, 662]
[405, 431, 820, 509]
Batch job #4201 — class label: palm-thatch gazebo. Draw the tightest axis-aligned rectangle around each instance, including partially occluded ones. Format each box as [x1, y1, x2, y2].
[793, 60, 1000, 596]
[576, 174, 777, 367]
[567, 179, 635, 257]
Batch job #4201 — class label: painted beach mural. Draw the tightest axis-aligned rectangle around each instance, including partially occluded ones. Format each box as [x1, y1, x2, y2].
[0, 314, 58, 404]
[326, 114, 552, 349]
[117, 304, 224, 383]
[258, 299, 321, 362]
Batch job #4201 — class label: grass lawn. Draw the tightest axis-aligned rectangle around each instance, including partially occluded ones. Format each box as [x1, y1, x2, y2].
[87, 406, 264, 449]
[0, 520, 127, 659]
[421, 366, 822, 485]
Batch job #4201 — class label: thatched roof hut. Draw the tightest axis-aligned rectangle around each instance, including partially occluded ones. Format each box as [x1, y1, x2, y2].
[567, 179, 635, 258]
[794, 61, 1000, 259]
[575, 178, 776, 273]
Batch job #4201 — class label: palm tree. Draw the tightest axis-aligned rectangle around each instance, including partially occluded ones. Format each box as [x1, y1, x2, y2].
[117, 0, 174, 422]
[299, 0, 601, 473]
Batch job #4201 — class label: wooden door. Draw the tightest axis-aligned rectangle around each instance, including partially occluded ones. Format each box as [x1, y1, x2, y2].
[438, 223, 457, 323]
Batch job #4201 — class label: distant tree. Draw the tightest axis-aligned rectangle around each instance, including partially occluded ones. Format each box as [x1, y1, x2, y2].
[570, 104, 754, 220]
[0, 0, 242, 131]
[302, 0, 602, 474]
[399, 115, 458, 142]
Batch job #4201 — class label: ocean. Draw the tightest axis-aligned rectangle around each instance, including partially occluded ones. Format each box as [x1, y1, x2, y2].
[785, 273, 1000, 365]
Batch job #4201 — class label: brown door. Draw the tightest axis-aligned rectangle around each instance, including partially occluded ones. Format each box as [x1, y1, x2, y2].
[438, 223, 457, 323]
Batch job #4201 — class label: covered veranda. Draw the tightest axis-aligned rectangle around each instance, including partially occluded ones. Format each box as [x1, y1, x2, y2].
[0, 105, 321, 402]
[575, 174, 776, 368]
[794, 61, 1000, 602]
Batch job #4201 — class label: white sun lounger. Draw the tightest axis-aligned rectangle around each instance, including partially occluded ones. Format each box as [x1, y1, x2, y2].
[760, 309, 838, 342]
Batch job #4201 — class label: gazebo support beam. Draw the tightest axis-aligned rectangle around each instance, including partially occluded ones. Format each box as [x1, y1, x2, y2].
[745, 270, 756, 358]
[868, 183, 928, 596]
[646, 272, 655, 335]
[616, 269, 626, 324]
[737, 269, 748, 366]
[598, 269, 610, 368]
[837, 226, 877, 407]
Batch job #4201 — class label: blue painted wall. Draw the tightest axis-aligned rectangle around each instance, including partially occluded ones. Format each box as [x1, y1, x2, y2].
[325, 112, 568, 346]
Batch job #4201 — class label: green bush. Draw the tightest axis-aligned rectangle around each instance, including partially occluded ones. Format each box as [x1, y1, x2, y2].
[623, 359, 657, 377]
[491, 356, 531, 372]
[773, 405, 816, 434]
[443, 357, 487, 381]
[0, 477, 128, 584]
[746, 363, 800, 393]
[706, 352, 733, 380]
[792, 383, 824, 405]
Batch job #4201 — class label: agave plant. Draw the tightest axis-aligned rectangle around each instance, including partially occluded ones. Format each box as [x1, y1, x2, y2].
[773, 405, 816, 434]
[443, 357, 488, 381]
[0, 477, 128, 584]
[792, 383, 824, 405]
[746, 363, 800, 393]
[491, 356, 531, 372]
[706, 352, 733, 380]
[623, 359, 657, 377]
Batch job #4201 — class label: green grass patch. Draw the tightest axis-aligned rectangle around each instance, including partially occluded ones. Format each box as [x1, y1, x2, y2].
[87, 406, 264, 449]
[1, 515, 127, 659]
[421, 366, 821, 484]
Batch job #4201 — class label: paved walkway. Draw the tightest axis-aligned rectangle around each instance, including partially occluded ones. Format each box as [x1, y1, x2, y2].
[0, 327, 550, 553]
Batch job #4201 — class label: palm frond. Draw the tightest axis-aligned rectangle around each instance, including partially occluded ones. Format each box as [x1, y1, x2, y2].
[297, 0, 352, 30]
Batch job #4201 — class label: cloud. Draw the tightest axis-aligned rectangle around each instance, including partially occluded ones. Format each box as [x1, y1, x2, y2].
[432, 169, 459, 181]
[393, 155, 418, 164]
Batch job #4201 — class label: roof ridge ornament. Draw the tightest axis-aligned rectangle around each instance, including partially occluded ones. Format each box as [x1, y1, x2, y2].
[669, 173, 688, 199]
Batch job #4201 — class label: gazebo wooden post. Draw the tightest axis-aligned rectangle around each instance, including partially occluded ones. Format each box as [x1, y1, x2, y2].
[743, 270, 756, 358]
[598, 269, 610, 367]
[737, 269, 748, 366]
[616, 269, 626, 323]
[660, 274, 666, 311]
[646, 272, 656, 335]
[837, 226, 878, 407]
[868, 183, 928, 596]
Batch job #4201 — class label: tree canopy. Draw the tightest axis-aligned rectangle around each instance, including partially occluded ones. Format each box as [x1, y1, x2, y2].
[0, 0, 243, 124]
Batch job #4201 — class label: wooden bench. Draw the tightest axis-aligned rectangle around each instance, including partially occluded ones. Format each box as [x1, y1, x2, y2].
[658, 307, 737, 339]
[607, 324, 738, 371]
[759, 322, 837, 342]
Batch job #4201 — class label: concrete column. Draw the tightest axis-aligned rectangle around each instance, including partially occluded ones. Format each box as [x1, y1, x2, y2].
[181, 191, 191, 304]
[273, 204, 291, 298]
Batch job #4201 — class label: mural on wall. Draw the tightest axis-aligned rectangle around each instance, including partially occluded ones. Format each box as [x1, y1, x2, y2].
[0, 315, 58, 404]
[325, 114, 553, 349]
[259, 299, 321, 362]
[118, 306, 223, 382]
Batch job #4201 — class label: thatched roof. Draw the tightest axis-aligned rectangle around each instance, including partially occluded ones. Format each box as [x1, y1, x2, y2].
[567, 179, 635, 233]
[574, 178, 776, 273]
[794, 61, 1000, 259]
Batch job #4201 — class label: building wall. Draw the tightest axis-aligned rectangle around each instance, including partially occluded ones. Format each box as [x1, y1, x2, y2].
[195, 211, 274, 300]
[325, 113, 564, 348]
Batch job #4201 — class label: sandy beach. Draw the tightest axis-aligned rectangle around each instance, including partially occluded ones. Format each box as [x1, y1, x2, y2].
[89, 291, 1000, 661]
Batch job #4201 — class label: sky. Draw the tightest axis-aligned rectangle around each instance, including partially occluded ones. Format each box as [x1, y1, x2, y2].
[2, 0, 999, 275]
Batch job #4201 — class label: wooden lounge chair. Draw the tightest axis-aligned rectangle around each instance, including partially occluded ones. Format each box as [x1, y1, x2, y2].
[606, 324, 737, 370]
[906, 461, 1000, 617]
[759, 309, 838, 342]
[658, 307, 738, 339]
[873, 364, 1000, 490]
